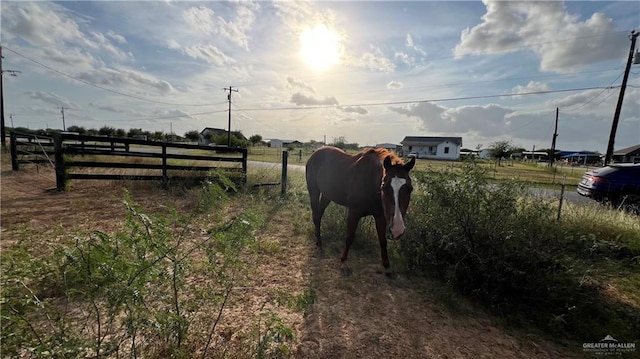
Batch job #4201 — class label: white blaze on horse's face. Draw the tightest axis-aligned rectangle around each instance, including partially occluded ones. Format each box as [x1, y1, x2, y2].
[389, 176, 407, 239]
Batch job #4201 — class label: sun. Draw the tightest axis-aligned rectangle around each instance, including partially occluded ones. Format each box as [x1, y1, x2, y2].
[300, 24, 340, 70]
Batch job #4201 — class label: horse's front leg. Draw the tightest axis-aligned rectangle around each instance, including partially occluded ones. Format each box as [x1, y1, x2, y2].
[375, 214, 393, 277]
[340, 208, 361, 276]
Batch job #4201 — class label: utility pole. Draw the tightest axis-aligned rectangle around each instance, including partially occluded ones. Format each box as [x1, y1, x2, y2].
[549, 107, 559, 167]
[224, 86, 238, 147]
[60, 106, 66, 131]
[10, 113, 13, 128]
[605, 29, 639, 165]
[1, 45, 22, 149]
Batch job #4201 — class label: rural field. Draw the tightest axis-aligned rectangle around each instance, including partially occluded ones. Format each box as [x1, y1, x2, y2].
[1, 149, 639, 358]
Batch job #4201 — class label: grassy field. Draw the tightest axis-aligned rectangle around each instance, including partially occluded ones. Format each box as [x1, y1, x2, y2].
[2, 150, 638, 358]
[249, 146, 589, 188]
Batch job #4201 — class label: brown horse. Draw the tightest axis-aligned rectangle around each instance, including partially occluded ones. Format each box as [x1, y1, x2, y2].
[305, 146, 415, 276]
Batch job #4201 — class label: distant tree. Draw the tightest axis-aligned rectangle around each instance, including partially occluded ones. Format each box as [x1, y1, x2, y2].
[66, 125, 87, 135]
[249, 134, 263, 146]
[115, 128, 126, 138]
[151, 131, 165, 141]
[98, 126, 116, 137]
[12, 127, 33, 134]
[128, 128, 145, 137]
[331, 136, 358, 150]
[488, 140, 516, 166]
[332, 136, 347, 148]
[210, 133, 250, 148]
[87, 128, 99, 136]
[184, 130, 201, 143]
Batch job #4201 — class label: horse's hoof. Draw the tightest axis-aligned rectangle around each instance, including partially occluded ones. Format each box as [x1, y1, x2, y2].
[341, 266, 352, 277]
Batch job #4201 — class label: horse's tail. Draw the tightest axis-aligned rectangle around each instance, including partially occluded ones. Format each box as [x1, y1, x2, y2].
[305, 154, 320, 198]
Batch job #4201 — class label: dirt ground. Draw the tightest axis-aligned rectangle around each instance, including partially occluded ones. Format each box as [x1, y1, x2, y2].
[1, 160, 580, 358]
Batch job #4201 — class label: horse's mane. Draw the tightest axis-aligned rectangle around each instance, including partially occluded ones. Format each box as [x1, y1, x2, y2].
[363, 147, 404, 165]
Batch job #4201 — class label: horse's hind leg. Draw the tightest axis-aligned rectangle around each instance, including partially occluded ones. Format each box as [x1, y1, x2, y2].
[340, 208, 362, 276]
[310, 191, 331, 248]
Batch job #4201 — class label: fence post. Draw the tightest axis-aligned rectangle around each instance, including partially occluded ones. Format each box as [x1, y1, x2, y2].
[557, 174, 566, 220]
[242, 148, 248, 184]
[281, 150, 288, 195]
[162, 143, 168, 189]
[10, 132, 18, 170]
[54, 133, 66, 191]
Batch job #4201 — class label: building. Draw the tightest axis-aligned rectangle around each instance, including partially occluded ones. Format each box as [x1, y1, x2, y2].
[612, 144, 640, 163]
[400, 136, 462, 160]
[268, 139, 302, 148]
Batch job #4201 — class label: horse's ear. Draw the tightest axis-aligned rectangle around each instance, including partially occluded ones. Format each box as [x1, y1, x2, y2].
[383, 155, 393, 170]
[404, 155, 416, 171]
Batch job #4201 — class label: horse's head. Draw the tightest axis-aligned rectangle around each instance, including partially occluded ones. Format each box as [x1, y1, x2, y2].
[381, 155, 415, 240]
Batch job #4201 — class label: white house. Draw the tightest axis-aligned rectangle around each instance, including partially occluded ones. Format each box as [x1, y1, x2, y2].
[400, 136, 462, 160]
[268, 139, 302, 148]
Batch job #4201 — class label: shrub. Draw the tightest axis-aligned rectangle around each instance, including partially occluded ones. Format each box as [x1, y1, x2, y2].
[0, 173, 294, 358]
[398, 162, 639, 341]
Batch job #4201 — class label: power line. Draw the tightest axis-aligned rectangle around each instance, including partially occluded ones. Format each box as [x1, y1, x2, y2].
[3, 46, 224, 107]
[236, 85, 621, 112]
[563, 71, 624, 112]
[107, 109, 229, 122]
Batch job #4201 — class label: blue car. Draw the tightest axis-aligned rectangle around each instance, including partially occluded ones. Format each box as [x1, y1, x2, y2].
[577, 163, 640, 211]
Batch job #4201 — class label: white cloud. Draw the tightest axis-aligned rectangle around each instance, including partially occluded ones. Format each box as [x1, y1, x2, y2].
[1, 2, 85, 46]
[511, 81, 551, 95]
[2, 2, 133, 65]
[454, 0, 627, 73]
[290, 93, 339, 106]
[387, 81, 403, 90]
[349, 45, 395, 73]
[77, 67, 175, 95]
[182, 45, 232, 66]
[340, 106, 368, 115]
[406, 34, 427, 57]
[106, 30, 127, 44]
[183, 6, 217, 35]
[182, 2, 258, 50]
[390, 102, 514, 137]
[25, 91, 80, 110]
[395, 52, 415, 65]
[286, 76, 316, 94]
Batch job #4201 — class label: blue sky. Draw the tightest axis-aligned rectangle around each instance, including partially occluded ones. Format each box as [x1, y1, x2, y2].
[1, 0, 639, 152]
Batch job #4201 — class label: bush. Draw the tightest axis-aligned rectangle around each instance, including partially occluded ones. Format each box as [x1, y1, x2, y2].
[0, 173, 294, 358]
[398, 162, 639, 341]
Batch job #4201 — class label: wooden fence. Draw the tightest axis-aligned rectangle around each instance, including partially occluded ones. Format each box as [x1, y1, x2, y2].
[10, 131, 247, 191]
[10, 132, 56, 170]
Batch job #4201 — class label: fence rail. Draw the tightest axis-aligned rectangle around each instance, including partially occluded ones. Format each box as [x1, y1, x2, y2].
[10, 131, 247, 190]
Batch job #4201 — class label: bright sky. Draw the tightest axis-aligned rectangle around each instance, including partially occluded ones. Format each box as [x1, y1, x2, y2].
[1, 0, 639, 152]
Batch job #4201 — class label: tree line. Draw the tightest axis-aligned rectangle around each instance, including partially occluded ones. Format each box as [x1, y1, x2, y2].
[8, 125, 267, 148]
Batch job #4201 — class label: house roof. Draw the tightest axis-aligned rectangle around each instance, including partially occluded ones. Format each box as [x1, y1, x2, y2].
[401, 136, 462, 146]
[613, 144, 640, 156]
[268, 139, 299, 144]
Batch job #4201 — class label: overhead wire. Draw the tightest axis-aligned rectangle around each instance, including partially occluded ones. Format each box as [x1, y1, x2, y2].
[235, 85, 621, 112]
[3, 46, 226, 107]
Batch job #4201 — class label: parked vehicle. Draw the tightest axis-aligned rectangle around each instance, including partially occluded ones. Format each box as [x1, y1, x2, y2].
[577, 163, 640, 213]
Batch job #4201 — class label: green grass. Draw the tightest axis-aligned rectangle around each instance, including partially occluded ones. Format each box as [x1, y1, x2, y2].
[247, 147, 588, 188]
